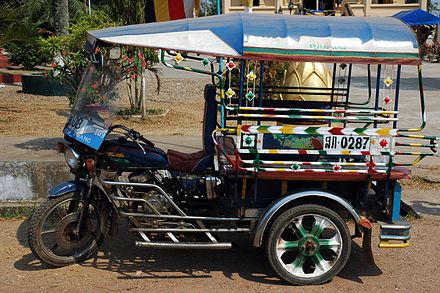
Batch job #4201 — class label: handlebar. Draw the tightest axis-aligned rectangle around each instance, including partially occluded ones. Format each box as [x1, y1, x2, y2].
[109, 125, 155, 148]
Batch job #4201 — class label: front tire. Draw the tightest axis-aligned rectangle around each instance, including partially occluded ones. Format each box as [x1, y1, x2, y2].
[28, 192, 109, 267]
[266, 204, 351, 285]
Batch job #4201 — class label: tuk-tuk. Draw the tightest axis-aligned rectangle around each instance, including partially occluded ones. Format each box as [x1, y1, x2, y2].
[28, 13, 438, 285]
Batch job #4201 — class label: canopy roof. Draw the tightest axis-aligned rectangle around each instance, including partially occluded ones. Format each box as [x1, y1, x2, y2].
[393, 9, 440, 26]
[87, 13, 420, 65]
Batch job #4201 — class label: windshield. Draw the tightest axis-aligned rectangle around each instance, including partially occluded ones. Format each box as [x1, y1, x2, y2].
[64, 61, 123, 150]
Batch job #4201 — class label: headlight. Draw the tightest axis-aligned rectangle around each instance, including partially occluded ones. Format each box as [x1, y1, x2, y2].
[64, 146, 80, 170]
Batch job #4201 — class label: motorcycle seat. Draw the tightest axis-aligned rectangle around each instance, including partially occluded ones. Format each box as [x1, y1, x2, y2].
[167, 149, 212, 172]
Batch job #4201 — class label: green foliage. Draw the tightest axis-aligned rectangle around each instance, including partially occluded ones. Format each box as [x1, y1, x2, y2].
[200, 0, 218, 16]
[117, 107, 164, 116]
[0, 4, 19, 35]
[43, 12, 119, 95]
[0, 206, 36, 219]
[4, 38, 52, 70]
[24, 0, 86, 24]
[428, 0, 440, 16]
[98, 0, 147, 25]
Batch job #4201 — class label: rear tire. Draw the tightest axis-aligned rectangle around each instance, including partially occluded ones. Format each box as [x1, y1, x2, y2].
[28, 192, 109, 267]
[266, 204, 351, 285]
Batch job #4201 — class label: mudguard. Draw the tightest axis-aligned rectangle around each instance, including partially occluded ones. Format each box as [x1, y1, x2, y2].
[48, 180, 84, 197]
[252, 190, 361, 247]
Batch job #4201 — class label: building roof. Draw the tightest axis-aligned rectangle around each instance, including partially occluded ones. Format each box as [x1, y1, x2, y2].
[393, 9, 440, 26]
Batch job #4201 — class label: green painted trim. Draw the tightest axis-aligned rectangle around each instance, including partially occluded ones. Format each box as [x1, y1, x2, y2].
[244, 47, 419, 60]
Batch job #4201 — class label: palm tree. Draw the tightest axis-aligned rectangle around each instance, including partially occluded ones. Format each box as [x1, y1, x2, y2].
[23, 0, 86, 28]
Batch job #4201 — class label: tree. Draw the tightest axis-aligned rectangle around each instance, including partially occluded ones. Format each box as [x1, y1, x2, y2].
[51, 0, 69, 35]
[428, 0, 440, 16]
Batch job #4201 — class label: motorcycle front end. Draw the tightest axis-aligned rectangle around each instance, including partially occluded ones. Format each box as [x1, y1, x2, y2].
[27, 61, 120, 267]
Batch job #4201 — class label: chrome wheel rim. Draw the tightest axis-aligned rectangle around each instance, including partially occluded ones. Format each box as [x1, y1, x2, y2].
[275, 214, 343, 279]
[39, 198, 100, 260]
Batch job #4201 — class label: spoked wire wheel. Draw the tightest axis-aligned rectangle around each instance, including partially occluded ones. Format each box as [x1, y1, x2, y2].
[266, 204, 351, 285]
[28, 192, 108, 267]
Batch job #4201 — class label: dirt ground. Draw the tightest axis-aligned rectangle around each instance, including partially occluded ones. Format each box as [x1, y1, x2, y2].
[1, 68, 440, 291]
[0, 78, 209, 137]
[0, 201, 439, 293]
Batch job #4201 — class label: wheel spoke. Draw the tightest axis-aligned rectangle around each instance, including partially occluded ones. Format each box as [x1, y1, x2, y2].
[292, 216, 307, 238]
[40, 229, 56, 236]
[290, 254, 306, 276]
[278, 239, 300, 250]
[310, 217, 328, 238]
[319, 236, 341, 252]
[312, 252, 331, 274]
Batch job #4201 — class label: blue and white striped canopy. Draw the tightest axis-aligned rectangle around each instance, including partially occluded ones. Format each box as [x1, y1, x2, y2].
[87, 13, 420, 65]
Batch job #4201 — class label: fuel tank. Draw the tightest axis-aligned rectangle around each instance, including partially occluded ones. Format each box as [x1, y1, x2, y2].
[100, 139, 169, 170]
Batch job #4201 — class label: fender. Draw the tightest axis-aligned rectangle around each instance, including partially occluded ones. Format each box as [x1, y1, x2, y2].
[252, 190, 361, 247]
[48, 180, 84, 197]
[48, 180, 118, 236]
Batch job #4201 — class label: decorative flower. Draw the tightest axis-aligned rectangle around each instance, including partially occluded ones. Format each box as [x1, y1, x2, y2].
[201, 58, 210, 66]
[127, 57, 133, 63]
[340, 63, 347, 69]
[130, 74, 136, 80]
[291, 163, 301, 171]
[244, 136, 254, 146]
[366, 161, 375, 168]
[338, 77, 346, 84]
[246, 91, 255, 101]
[226, 60, 236, 71]
[383, 96, 392, 104]
[383, 77, 393, 87]
[379, 139, 389, 148]
[332, 165, 342, 172]
[226, 88, 235, 98]
[174, 53, 184, 64]
[246, 71, 257, 81]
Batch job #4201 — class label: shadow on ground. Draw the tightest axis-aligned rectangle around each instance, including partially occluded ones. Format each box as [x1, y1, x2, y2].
[410, 200, 440, 216]
[14, 220, 382, 285]
[14, 137, 64, 151]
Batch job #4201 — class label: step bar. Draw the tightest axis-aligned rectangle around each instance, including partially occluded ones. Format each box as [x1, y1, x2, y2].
[135, 241, 232, 249]
[378, 219, 411, 248]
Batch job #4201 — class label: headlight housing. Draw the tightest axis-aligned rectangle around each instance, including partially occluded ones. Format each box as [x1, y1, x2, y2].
[64, 146, 80, 170]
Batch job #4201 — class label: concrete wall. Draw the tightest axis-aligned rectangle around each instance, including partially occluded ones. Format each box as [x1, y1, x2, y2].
[0, 161, 71, 202]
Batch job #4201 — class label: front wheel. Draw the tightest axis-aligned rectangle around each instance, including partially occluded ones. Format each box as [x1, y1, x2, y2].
[266, 204, 351, 285]
[28, 192, 109, 267]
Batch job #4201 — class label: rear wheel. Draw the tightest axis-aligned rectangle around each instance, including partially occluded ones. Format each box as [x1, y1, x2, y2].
[28, 192, 109, 267]
[266, 204, 351, 285]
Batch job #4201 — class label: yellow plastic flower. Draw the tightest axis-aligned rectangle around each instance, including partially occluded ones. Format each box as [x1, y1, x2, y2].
[226, 88, 235, 98]
[383, 77, 393, 87]
[174, 53, 184, 64]
[246, 71, 257, 81]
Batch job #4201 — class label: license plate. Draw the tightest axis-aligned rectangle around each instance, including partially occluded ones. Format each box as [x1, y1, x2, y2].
[323, 135, 370, 151]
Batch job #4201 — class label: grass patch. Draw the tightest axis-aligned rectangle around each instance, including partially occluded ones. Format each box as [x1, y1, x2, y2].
[0, 206, 36, 219]
[117, 107, 165, 116]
